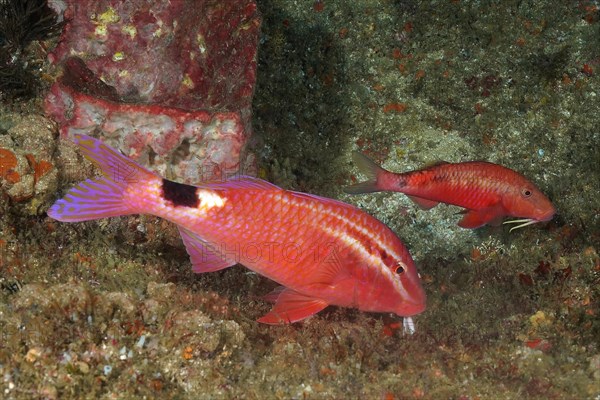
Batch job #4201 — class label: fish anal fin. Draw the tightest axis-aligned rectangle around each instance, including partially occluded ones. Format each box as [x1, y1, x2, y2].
[458, 205, 505, 229]
[257, 288, 328, 324]
[177, 226, 236, 273]
[407, 195, 439, 210]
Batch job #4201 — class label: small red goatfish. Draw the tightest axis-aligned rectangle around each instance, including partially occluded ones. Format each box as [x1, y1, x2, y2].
[48, 135, 426, 325]
[345, 152, 556, 230]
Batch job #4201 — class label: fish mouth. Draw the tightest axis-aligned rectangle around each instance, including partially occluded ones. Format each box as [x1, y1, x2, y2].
[397, 301, 426, 317]
[504, 207, 556, 232]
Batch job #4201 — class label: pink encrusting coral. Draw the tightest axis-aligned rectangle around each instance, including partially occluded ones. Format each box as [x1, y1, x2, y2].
[45, 0, 260, 183]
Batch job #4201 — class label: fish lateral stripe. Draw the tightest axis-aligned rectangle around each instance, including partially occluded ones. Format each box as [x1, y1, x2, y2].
[161, 178, 200, 208]
[286, 190, 406, 275]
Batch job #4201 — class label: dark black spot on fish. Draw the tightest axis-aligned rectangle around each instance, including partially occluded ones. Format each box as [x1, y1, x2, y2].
[380, 249, 400, 269]
[394, 176, 407, 189]
[162, 179, 199, 208]
[380, 249, 388, 260]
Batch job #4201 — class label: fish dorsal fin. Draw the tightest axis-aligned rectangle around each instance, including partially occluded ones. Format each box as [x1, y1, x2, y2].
[422, 160, 450, 168]
[288, 190, 358, 212]
[199, 175, 281, 191]
[407, 195, 440, 210]
[177, 226, 237, 273]
[257, 288, 329, 324]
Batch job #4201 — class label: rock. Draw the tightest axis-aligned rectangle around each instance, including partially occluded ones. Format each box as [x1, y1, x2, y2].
[0, 114, 59, 215]
[45, 0, 261, 184]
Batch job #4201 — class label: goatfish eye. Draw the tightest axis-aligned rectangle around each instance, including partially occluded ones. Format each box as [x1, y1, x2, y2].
[395, 264, 405, 274]
[521, 188, 532, 197]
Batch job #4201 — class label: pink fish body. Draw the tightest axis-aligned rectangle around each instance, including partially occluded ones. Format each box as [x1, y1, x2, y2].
[48, 135, 426, 324]
[345, 152, 556, 230]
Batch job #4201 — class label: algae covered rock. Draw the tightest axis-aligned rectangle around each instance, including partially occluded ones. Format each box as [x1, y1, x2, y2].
[0, 114, 58, 215]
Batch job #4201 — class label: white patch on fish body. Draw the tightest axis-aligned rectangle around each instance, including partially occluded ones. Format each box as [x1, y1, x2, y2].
[197, 189, 226, 210]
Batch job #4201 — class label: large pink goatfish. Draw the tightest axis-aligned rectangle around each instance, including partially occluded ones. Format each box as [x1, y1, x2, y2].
[48, 135, 426, 325]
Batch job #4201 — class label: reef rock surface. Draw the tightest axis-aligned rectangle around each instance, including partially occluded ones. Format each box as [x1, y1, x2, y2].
[45, 0, 260, 183]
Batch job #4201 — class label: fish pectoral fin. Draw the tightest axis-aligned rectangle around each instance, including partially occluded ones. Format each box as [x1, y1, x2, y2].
[314, 243, 351, 284]
[458, 205, 505, 229]
[177, 226, 237, 273]
[458, 210, 486, 228]
[257, 288, 328, 325]
[407, 195, 440, 210]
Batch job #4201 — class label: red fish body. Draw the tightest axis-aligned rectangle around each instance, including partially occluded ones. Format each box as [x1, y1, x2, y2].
[48, 135, 426, 324]
[345, 152, 556, 229]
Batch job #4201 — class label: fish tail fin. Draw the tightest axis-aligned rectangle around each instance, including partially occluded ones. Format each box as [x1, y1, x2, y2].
[344, 151, 388, 194]
[48, 177, 135, 222]
[47, 134, 156, 222]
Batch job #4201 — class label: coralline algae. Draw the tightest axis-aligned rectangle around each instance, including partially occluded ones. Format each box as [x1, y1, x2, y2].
[0, 115, 59, 214]
[45, 0, 260, 183]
